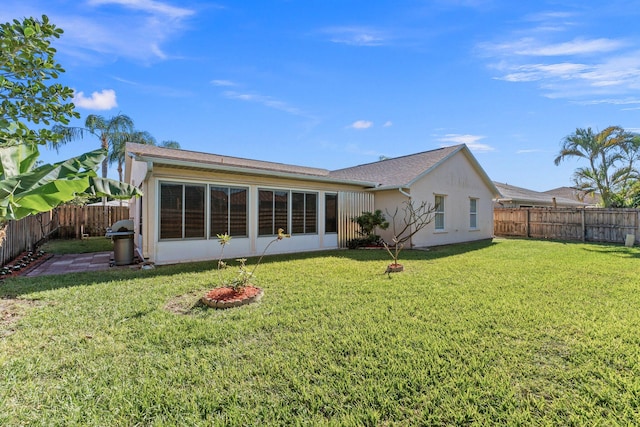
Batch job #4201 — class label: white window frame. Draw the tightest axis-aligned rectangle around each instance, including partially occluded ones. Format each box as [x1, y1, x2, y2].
[434, 194, 445, 231]
[469, 198, 478, 229]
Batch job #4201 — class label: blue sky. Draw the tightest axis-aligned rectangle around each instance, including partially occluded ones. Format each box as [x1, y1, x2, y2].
[3, 0, 640, 191]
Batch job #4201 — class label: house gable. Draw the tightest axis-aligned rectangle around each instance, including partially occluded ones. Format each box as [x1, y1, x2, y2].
[374, 148, 498, 247]
[126, 142, 498, 263]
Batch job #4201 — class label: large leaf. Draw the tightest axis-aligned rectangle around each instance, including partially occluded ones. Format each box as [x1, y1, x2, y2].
[86, 177, 142, 200]
[0, 135, 40, 178]
[0, 145, 142, 221]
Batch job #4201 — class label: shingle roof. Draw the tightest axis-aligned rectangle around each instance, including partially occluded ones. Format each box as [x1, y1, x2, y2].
[126, 142, 332, 177]
[328, 145, 463, 187]
[494, 182, 586, 206]
[543, 186, 601, 206]
[127, 142, 497, 193]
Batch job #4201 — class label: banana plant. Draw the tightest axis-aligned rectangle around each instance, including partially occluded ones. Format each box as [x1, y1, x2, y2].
[0, 144, 142, 222]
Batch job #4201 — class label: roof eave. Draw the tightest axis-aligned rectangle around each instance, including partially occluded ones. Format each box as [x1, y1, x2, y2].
[131, 154, 379, 188]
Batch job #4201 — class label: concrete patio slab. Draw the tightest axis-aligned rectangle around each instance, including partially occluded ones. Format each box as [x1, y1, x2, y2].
[24, 251, 116, 277]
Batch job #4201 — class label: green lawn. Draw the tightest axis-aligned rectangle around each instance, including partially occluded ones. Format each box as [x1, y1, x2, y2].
[1, 238, 640, 425]
[39, 236, 114, 254]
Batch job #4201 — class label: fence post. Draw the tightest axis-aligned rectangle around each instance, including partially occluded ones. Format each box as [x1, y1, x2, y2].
[526, 209, 530, 238]
[581, 209, 586, 241]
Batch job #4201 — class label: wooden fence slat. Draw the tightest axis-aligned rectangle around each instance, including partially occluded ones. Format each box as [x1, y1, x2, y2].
[0, 211, 57, 266]
[1, 205, 130, 266]
[494, 207, 640, 245]
[54, 205, 129, 239]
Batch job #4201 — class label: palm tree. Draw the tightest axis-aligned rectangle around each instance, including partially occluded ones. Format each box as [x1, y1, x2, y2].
[158, 140, 181, 149]
[554, 126, 639, 207]
[111, 129, 156, 182]
[110, 134, 181, 182]
[53, 114, 134, 179]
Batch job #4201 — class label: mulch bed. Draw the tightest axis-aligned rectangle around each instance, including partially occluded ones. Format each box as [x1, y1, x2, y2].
[1, 250, 52, 279]
[201, 285, 264, 309]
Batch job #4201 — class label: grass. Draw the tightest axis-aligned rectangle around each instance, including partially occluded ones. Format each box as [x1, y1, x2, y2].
[39, 236, 113, 254]
[2, 238, 640, 425]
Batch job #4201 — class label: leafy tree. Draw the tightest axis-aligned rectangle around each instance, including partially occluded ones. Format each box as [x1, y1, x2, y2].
[350, 210, 389, 246]
[554, 126, 640, 207]
[53, 113, 134, 179]
[0, 144, 141, 222]
[0, 15, 141, 231]
[110, 129, 155, 182]
[1, 15, 79, 148]
[56, 118, 181, 182]
[110, 133, 181, 182]
[159, 140, 181, 149]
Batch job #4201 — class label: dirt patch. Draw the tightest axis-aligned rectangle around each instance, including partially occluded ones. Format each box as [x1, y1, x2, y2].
[164, 289, 208, 315]
[0, 297, 46, 338]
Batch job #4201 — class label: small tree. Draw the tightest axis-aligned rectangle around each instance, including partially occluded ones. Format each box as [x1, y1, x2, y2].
[383, 200, 437, 271]
[350, 209, 389, 247]
[214, 228, 290, 291]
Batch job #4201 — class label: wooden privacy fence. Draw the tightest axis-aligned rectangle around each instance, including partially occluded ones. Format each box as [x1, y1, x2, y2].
[0, 211, 56, 267]
[0, 205, 129, 266]
[55, 205, 130, 239]
[494, 208, 640, 245]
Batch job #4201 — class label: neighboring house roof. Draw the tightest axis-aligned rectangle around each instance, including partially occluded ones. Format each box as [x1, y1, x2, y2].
[126, 142, 499, 195]
[543, 186, 601, 206]
[87, 200, 129, 207]
[494, 182, 587, 207]
[329, 144, 500, 195]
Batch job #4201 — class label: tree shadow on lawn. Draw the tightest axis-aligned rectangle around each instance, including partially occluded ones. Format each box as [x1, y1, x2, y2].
[579, 242, 640, 259]
[0, 260, 217, 298]
[332, 238, 497, 263]
[497, 236, 640, 259]
[1, 238, 499, 298]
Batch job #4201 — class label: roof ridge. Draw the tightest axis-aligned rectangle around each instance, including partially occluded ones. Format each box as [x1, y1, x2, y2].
[331, 144, 462, 172]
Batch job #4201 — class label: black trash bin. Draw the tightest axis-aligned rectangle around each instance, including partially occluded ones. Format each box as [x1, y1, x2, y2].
[105, 219, 135, 266]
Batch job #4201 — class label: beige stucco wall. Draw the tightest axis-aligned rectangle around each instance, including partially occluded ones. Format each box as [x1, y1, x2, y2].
[373, 190, 410, 244]
[375, 150, 495, 248]
[134, 161, 366, 264]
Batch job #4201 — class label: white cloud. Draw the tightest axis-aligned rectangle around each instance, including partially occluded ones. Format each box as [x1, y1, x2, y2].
[87, 0, 194, 19]
[211, 80, 236, 87]
[479, 10, 640, 103]
[349, 120, 374, 129]
[517, 149, 545, 154]
[49, 0, 196, 63]
[383, 121, 393, 127]
[576, 98, 640, 106]
[499, 63, 590, 82]
[484, 37, 624, 57]
[465, 142, 495, 152]
[222, 90, 310, 118]
[520, 38, 624, 56]
[438, 134, 495, 152]
[73, 89, 118, 110]
[321, 26, 388, 46]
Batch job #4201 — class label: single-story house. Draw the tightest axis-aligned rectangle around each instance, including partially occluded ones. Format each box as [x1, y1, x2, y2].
[493, 182, 588, 208]
[543, 186, 601, 207]
[125, 142, 500, 265]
